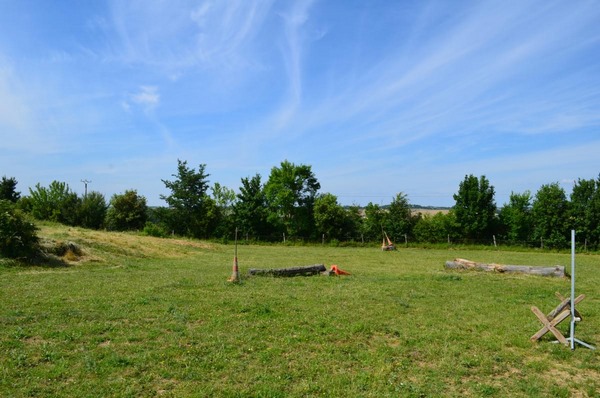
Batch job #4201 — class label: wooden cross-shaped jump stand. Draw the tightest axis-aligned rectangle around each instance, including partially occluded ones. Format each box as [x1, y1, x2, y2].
[530, 292, 585, 345]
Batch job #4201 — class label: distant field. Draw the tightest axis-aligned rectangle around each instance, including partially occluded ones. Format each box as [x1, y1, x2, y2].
[1, 224, 599, 397]
[411, 207, 450, 216]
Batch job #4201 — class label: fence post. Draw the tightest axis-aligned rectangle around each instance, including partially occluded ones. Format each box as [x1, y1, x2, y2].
[493, 235, 497, 248]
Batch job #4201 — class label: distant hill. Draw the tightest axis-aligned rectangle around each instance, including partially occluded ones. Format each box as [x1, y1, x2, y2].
[345, 204, 451, 216]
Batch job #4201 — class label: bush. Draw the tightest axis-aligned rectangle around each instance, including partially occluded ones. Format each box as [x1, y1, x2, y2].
[28, 181, 80, 225]
[79, 191, 108, 229]
[0, 200, 39, 258]
[142, 222, 170, 238]
[105, 190, 148, 231]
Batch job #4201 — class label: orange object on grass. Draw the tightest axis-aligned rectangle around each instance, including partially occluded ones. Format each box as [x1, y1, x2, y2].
[330, 264, 351, 275]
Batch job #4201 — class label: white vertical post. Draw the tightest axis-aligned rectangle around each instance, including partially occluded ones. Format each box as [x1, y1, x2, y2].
[570, 230, 576, 350]
[568, 229, 596, 350]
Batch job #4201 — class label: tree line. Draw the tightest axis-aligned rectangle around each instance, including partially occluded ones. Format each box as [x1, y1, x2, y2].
[2, 160, 600, 259]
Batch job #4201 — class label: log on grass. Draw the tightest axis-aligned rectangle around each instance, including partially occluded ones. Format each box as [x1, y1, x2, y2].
[444, 258, 565, 277]
[249, 264, 327, 277]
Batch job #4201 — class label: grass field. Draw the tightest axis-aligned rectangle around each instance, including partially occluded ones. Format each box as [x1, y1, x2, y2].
[1, 224, 599, 397]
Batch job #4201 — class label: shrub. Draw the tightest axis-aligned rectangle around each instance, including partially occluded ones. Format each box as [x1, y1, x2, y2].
[0, 200, 39, 259]
[105, 190, 148, 231]
[28, 181, 80, 225]
[79, 191, 108, 229]
[142, 222, 170, 238]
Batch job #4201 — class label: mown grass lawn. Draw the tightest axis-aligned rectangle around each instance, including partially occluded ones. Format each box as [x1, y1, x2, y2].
[1, 225, 599, 397]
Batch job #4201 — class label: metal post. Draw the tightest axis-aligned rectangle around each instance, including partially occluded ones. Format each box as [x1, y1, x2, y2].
[81, 179, 91, 198]
[567, 229, 595, 350]
[570, 230, 576, 350]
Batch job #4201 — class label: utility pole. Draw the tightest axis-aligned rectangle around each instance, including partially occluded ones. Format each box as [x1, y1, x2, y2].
[81, 179, 91, 198]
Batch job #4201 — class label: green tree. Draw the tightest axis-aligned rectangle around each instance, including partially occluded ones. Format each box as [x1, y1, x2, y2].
[211, 182, 236, 238]
[570, 175, 600, 249]
[160, 160, 217, 239]
[105, 190, 148, 231]
[362, 202, 386, 242]
[498, 191, 533, 244]
[233, 174, 271, 240]
[452, 174, 497, 242]
[313, 193, 349, 241]
[0, 200, 39, 258]
[78, 191, 108, 230]
[532, 182, 569, 249]
[264, 160, 320, 239]
[0, 176, 20, 202]
[413, 211, 458, 243]
[344, 205, 363, 242]
[587, 182, 600, 249]
[28, 181, 80, 225]
[384, 193, 416, 242]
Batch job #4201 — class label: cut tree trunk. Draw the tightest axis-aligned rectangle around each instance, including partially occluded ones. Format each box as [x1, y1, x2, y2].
[248, 264, 327, 277]
[444, 258, 565, 277]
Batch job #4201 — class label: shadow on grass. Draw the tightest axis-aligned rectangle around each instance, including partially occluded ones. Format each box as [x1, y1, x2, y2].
[0, 252, 72, 269]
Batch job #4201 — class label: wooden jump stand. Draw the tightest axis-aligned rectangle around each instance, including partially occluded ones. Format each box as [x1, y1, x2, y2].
[530, 230, 595, 350]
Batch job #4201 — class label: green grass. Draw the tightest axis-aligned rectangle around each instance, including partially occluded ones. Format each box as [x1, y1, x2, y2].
[1, 224, 599, 397]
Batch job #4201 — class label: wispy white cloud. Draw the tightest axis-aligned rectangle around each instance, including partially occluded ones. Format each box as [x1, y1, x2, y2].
[130, 85, 160, 110]
[271, 0, 315, 129]
[1, 0, 599, 207]
[106, 0, 273, 75]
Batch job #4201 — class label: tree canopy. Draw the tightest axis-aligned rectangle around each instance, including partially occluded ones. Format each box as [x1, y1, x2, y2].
[264, 160, 320, 238]
[452, 174, 496, 241]
[161, 160, 218, 239]
[6, 163, 600, 250]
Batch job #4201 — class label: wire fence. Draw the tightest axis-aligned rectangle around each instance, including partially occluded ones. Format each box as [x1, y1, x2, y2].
[214, 232, 600, 252]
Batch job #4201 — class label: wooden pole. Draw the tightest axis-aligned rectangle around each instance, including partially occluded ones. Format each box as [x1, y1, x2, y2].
[445, 258, 565, 277]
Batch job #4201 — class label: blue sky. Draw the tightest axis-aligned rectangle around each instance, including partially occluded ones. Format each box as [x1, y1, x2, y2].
[1, 0, 599, 207]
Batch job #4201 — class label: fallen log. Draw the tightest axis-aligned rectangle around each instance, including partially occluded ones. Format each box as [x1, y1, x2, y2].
[248, 264, 326, 277]
[444, 258, 565, 277]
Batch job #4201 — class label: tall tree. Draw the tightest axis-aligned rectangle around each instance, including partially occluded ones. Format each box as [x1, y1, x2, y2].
[498, 191, 533, 244]
[570, 175, 600, 249]
[532, 182, 569, 249]
[233, 174, 271, 240]
[161, 160, 217, 239]
[313, 193, 348, 241]
[384, 192, 415, 241]
[587, 180, 600, 249]
[264, 160, 320, 239]
[362, 202, 386, 242]
[211, 182, 236, 238]
[452, 174, 497, 242]
[0, 176, 20, 203]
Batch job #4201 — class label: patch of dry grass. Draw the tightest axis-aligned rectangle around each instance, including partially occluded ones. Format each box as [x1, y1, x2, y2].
[36, 223, 215, 264]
